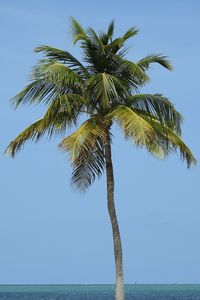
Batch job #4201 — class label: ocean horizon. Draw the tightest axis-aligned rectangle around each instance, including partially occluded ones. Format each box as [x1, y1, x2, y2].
[1, 284, 200, 299]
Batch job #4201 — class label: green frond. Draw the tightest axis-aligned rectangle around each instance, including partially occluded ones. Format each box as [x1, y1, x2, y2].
[137, 54, 173, 71]
[143, 118, 196, 167]
[34, 45, 88, 76]
[73, 33, 88, 45]
[5, 119, 45, 157]
[35, 45, 69, 60]
[99, 20, 115, 45]
[124, 60, 150, 86]
[86, 27, 105, 53]
[71, 17, 86, 37]
[86, 73, 120, 109]
[101, 54, 146, 90]
[12, 80, 58, 107]
[108, 105, 156, 146]
[70, 17, 88, 45]
[42, 93, 85, 136]
[59, 118, 106, 190]
[167, 130, 197, 167]
[122, 26, 139, 42]
[107, 20, 115, 40]
[129, 93, 182, 134]
[106, 26, 139, 54]
[12, 61, 84, 107]
[145, 141, 169, 159]
[59, 117, 105, 160]
[32, 60, 83, 91]
[106, 37, 124, 54]
[70, 139, 105, 191]
[99, 32, 109, 45]
[81, 38, 109, 73]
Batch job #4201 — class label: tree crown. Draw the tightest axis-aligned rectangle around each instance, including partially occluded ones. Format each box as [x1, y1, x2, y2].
[6, 18, 196, 190]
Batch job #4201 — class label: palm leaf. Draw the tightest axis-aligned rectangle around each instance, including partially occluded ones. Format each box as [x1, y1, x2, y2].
[73, 33, 89, 46]
[123, 60, 150, 86]
[107, 20, 115, 40]
[81, 40, 106, 73]
[102, 54, 148, 90]
[122, 26, 139, 42]
[168, 130, 197, 167]
[35, 45, 88, 76]
[12, 61, 83, 107]
[31, 60, 83, 90]
[109, 105, 156, 146]
[12, 80, 59, 107]
[107, 26, 139, 54]
[59, 118, 106, 190]
[70, 138, 105, 191]
[59, 117, 105, 160]
[98, 20, 115, 45]
[71, 17, 88, 43]
[129, 93, 182, 134]
[143, 117, 196, 167]
[86, 73, 120, 109]
[87, 27, 105, 53]
[5, 119, 46, 157]
[137, 54, 173, 71]
[42, 93, 85, 136]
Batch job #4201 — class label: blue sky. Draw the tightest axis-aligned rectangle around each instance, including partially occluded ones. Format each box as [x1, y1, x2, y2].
[0, 0, 200, 284]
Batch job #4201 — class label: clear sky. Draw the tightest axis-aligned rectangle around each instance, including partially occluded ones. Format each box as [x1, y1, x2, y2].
[0, 0, 200, 284]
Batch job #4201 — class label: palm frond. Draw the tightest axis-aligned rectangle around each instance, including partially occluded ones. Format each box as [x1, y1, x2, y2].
[137, 54, 173, 71]
[73, 33, 88, 46]
[107, 20, 115, 40]
[108, 105, 156, 146]
[143, 117, 196, 167]
[12, 80, 58, 107]
[5, 119, 45, 157]
[86, 73, 126, 109]
[100, 54, 147, 90]
[106, 37, 123, 54]
[145, 140, 169, 159]
[31, 60, 83, 91]
[59, 117, 105, 160]
[42, 93, 85, 136]
[71, 17, 88, 45]
[87, 27, 105, 52]
[99, 32, 109, 45]
[59, 118, 106, 190]
[129, 93, 182, 134]
[124, 60, 150, 86]
[81, 40, 107, 73]
[70, 138, 105, 191]
[106, 26, 139, 54]
[122, 26, 139, 42]
[35, 45, 88, 76]
[99, 20, 115, 45]
[12, 61, 83, 107]
[167, 130, 197, 167]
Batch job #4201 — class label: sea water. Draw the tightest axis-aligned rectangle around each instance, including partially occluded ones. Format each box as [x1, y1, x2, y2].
[0, 284, 200, 299]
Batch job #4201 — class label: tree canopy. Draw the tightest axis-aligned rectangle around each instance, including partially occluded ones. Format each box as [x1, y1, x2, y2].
[6, 18, 196, 190]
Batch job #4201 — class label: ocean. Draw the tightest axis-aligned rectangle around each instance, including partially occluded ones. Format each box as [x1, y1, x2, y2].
[0, 284, 200, 299]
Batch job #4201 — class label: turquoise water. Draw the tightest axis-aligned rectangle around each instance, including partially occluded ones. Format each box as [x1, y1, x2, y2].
[0, 284, 200, 299]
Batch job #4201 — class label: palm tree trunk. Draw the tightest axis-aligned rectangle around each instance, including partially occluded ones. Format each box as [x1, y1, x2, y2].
[105, 131, 124, 300]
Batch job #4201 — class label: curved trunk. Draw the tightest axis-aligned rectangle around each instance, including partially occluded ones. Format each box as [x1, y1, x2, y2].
[105, 132, 124, 300]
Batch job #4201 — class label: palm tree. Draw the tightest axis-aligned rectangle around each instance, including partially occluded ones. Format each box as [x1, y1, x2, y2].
[6, 19, 196, 300]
